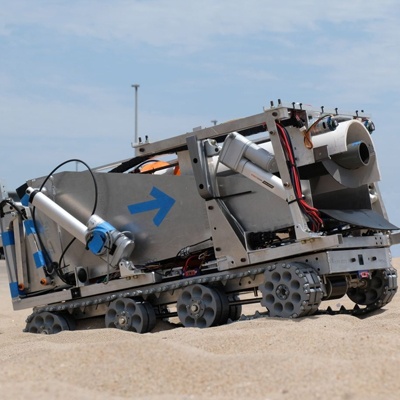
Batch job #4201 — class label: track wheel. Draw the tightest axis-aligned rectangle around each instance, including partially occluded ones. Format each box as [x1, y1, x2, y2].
[347, 268, 398, 311]
[25, 311, 75, 334]
[259, 262, 324, 318]
[105, 298, 156, 333]
[228, 295, 242, 322]
[177, 284, 229, 328]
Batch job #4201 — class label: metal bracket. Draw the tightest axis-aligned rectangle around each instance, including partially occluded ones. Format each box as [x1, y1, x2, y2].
[186, 135, 220, 199]
[263, 107, 314, 240]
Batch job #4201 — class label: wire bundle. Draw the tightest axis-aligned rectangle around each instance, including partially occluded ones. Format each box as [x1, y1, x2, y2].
[276, 123, 323, 232]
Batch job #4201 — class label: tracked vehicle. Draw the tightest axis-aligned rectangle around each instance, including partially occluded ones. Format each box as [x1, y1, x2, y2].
[0, 101, 398, 334]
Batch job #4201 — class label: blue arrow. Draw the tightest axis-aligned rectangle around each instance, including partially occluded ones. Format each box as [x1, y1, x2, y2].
[128, 186, 176, 226]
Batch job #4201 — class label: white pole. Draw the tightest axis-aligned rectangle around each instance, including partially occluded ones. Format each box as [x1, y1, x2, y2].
[131, 84, 140, 144]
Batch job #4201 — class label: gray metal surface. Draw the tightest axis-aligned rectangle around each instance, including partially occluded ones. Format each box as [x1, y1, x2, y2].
[320, 209, 398, 230]
[288, 246, 392, 275]
[135, 111, 272, 157]
[32, 171, 211, 269]
[217, 175, 292, 232]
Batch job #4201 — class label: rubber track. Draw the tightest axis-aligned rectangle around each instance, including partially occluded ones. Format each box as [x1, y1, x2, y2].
[25, 267, 398, 324]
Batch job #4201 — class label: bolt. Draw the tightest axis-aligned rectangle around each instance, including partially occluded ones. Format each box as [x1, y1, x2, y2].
[190, 303, 200, 314]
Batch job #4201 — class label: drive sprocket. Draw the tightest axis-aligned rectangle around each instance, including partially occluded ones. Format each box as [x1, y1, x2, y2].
[259, 262, 324, 318]
[347, 267, 397, 312]
[25, 311, 75, 334]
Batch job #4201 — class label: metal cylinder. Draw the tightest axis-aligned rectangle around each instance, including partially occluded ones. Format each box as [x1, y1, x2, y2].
[236, 159, 286, 200]
[311, 116, 338, 135]
[331, 140, 370, 169]
[324, 276, 348, 300]
[311, 119, 380, 187]
[242, 138, 278, 172]
[220, 132, 277, 173]
[26, 187, 87, 244]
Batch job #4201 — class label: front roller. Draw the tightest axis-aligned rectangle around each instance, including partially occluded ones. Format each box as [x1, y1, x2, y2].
[25, 311, 76, 334]
[347, 267, 398, 313]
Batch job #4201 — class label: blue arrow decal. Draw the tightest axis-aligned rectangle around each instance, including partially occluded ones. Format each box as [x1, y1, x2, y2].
[128, 186, 176, 226]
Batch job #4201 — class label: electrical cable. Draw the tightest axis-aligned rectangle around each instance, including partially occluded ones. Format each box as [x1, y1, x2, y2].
[38, 159, 98, 214]
[176, 237, 213, 258]
[31, 159, 98, 283]
[276, 123, 323, 232]
[0, 199, 26, 220]
[292, 113, 313, 149]
[302, 129, 314, 149]
[305, 114, 334, 143]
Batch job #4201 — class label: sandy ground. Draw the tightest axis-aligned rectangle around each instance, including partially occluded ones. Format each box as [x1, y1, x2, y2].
[1, 259, 400, 400]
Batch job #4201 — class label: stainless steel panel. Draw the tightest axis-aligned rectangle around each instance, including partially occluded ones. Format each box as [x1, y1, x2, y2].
[31, 171, 211, 269]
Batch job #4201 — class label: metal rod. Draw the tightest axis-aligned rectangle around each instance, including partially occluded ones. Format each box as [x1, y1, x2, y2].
[131, 84, 140, 144]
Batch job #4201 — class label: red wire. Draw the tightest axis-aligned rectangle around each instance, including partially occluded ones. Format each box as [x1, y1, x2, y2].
[276, 123, 323, 231]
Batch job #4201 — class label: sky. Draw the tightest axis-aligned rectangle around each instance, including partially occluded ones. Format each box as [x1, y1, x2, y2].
[1, 0, 400, 253]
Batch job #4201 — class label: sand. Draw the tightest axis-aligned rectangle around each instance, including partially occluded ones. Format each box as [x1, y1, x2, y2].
[1, 259, 400, 400]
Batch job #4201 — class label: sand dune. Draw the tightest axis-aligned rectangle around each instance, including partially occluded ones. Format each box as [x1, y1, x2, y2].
[1, 259, 400, 400]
